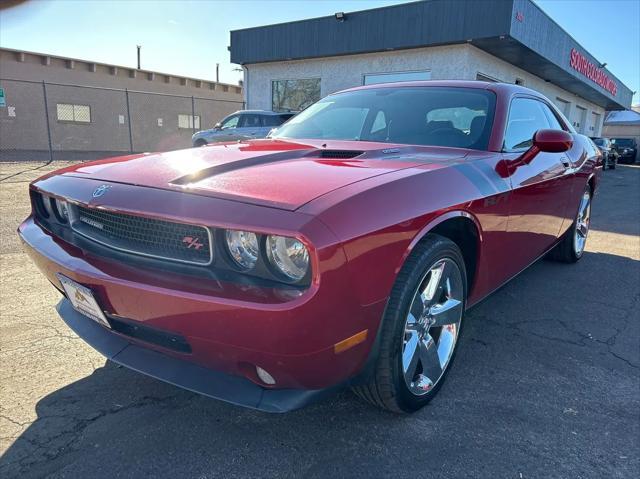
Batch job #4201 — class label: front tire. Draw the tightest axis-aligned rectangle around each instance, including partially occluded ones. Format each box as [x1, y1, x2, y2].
[352, 234, 466, 413]
[550, 186, 592, 263]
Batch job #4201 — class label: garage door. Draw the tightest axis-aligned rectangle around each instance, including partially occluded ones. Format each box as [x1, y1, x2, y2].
[573, 105, 587, 134]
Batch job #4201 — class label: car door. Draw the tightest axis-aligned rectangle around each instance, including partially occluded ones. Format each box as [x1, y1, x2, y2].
[212, 114, 241, 142]
[233, 113, 264, 140]
[501, 97, 575, 277]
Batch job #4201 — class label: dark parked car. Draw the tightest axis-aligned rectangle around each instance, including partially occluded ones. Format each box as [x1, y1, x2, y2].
[19, 81, 599, 413]
[192, 110, 295, 146]
[611, 138, 638, 164]
[590, 137, 618, 169]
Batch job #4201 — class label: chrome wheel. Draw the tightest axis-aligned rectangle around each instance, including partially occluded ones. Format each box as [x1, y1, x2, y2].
[402, 258, 464, 396]
[574, 191, 591, 256]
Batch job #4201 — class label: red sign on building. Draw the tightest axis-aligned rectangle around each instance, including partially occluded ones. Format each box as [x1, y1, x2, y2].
[569, 48, 617, 96]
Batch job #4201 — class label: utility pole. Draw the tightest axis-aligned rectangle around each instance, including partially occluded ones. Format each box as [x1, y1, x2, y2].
[216, 63, 219, 83]
[136, 45, 141, 70]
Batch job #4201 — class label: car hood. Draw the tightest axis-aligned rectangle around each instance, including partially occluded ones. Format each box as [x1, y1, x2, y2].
[56, 139, 465, 210]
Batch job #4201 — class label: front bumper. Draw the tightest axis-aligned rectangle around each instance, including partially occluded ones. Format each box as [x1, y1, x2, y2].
[618, 152, 637, 163]
[19, 215, 386, 400]
[56, 299, 336, 412]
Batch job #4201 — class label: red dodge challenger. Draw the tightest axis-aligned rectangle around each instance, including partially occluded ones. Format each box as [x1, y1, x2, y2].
[18, 81, 599, 413]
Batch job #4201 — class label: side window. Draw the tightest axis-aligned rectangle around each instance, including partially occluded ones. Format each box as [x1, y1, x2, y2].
[240, 114, 263, 128]
[504, 98, 552, 151]
[220, 115, 239, 130]
[540, 103, 564, 130]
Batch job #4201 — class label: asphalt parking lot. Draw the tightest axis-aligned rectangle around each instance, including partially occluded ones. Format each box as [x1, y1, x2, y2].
[1, 161, 638, 478]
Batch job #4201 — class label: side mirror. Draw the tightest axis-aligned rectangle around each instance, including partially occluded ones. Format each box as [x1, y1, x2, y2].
[533, 129, 573, 153]
[214, 122, 222, 130]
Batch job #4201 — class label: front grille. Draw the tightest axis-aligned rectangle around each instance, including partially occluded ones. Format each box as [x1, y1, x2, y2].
[71, 205, 212, 265]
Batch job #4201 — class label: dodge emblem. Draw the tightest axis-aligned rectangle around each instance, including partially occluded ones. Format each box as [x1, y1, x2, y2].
[92, 184, 111, 198]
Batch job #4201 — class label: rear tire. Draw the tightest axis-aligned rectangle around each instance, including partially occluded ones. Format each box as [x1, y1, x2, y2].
[550, 186, 591, 263]
[352, 234, 467, 413]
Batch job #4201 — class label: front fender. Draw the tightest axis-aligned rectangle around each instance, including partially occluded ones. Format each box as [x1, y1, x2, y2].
[395, 209, 483, 277]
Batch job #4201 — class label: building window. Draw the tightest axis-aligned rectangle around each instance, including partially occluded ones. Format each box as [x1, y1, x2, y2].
[476, 73, 501, 82]
[178, 114, 200, 129]
[56, 103, 91, 123]
[363, 70, 431, 86]
[272, 78, 321, 112]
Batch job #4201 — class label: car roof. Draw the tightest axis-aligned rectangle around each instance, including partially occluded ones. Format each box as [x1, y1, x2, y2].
[231, 110, 294, 116]
[333, 79, 546, 100]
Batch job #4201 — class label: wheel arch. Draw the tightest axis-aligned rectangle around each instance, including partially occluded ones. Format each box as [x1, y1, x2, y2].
[351, 210, 483, 388]
[398, 211, 483, 298]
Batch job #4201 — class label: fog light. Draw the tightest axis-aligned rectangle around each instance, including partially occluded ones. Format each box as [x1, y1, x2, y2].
[256, 366, 276, 385]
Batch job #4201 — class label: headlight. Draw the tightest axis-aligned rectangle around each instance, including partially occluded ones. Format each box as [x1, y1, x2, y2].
[266, 235, 309, 281]
[41, 195, 54, 217]
[225, 230, 259, 270]
[54, 198, 69, 222]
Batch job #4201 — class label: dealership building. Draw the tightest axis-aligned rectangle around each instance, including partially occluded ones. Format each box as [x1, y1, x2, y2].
[230, 0, 633, 137]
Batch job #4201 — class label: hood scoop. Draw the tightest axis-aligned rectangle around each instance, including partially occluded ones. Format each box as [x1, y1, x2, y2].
[318, 150, 364, 159]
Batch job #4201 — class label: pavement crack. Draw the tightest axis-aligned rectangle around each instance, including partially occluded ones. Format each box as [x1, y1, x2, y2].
[0, 393, 182, 474]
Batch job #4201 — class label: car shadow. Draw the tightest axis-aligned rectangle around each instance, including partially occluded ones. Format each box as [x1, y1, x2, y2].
[1, 250, 638, 478]
[591, 164, 640, 237]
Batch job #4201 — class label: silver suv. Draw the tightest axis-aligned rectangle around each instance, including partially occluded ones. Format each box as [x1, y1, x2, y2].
[192, 110, 295, 146]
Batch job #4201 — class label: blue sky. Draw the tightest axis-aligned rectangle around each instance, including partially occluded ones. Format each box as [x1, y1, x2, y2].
[1, 0, 638, 103]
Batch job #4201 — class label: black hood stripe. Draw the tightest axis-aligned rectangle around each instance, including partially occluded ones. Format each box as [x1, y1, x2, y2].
[170, 149, 315, 185]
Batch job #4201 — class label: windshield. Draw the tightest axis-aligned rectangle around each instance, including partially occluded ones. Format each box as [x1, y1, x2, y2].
[612, 138, 635, 147]
[592, 138, 606, 147]
[272, 87, 496, 150]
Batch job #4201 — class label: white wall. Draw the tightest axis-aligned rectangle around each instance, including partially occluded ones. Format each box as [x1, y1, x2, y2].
[244, 43, 606, 136]
[463, 46, 605, 136]
[244, 44, 472, 109]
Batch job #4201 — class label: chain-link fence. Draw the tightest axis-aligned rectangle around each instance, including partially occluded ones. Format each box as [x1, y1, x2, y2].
[0, 78, 244, 162]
